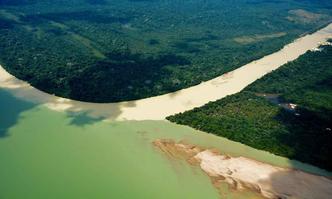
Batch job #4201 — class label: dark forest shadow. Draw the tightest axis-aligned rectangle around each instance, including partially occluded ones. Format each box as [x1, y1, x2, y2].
[67, 51, 191, 102]
[0, 89, 36, 138]
[274, 107, 332, 171]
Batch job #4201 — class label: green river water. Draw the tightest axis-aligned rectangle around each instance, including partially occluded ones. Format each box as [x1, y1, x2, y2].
[0, 88, 330, 199]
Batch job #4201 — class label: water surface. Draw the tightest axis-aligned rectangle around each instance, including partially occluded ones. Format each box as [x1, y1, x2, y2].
[0, 89, 330, 199]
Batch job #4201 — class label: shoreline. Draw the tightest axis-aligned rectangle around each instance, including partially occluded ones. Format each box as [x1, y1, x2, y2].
[153, 139, 332, 199]
[1, 23, 332, 121]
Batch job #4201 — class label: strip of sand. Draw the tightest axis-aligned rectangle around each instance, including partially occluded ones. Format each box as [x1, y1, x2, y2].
[1, 24, 332, 121]
[153, 139, 332, 199]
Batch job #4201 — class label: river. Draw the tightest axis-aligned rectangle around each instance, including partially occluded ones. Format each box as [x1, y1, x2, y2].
[0, 88, 331, 198]
[0, 24, 332, 121]
[1, 24, 332, 198]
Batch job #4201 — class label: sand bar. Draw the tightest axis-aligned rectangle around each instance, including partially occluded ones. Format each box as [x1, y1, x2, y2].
[153, 139, 332, 199]
[1, 24, 332, 120]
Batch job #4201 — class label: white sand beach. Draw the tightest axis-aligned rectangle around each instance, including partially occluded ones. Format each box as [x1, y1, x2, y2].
[153, 139, 332, 199]
[1, 24, 332, 121]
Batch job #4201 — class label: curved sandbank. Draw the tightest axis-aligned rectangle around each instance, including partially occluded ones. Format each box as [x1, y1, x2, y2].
[153, 139, 332, 199]
[1, 24, 332, 121]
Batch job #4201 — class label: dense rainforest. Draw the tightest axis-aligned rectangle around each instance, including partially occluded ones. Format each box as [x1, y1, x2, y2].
[0, 0, 332, 102]
[167, 42, 332, 171]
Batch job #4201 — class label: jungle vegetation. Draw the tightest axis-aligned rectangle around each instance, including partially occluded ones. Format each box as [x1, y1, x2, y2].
[0, 0, 332, 102]
[167, 42, 332, 171]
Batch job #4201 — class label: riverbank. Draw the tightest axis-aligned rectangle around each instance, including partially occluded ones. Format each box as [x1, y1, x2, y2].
[154, 139, 332, 199]
[1, 23, 332, 121]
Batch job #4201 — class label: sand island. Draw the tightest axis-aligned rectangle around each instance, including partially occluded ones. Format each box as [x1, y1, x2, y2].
[154, 139, 332, 199]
